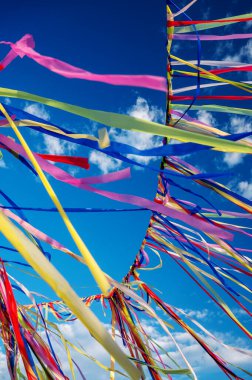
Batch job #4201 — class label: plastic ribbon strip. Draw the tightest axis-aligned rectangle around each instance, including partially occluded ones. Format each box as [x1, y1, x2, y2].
[173, 33, 252, 40]
[0, 88, 251, 153]
[0, 34, 167, 92]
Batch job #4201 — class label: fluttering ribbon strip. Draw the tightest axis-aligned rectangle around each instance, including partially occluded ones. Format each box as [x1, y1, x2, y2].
[170, 16, 252, 26]
[0, 87, 251, 153]
[0, 211, 141, 380]
[173, 81, 252, 94]
[174, 103, 252, 116]
[0, 34, 167, 92]
[37, 154, 90, 169]
[171, 95, 252, 101]
[173, 33, 252, 40]
[210, 66, 252, 75]
[172, 12, 252, 32]
[171, 60, 249, 67]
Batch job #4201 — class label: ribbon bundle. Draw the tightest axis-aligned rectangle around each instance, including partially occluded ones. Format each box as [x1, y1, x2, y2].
[0, 1, 251, 379]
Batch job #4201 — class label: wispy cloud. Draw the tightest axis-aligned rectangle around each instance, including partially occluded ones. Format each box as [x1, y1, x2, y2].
[228, 116, 251, 134]
[0, 350, 7, 378]
[139, 320, 252, 378]
[0, 159, 7, 169]
[224, 40, 252, 63]
[127, 97, 164, 123]
[237, 180, 252, 200]
[3, 98, 11, 105]
[184, 308, 209, 320]
[243, 19, 252, 31]
[89, 150, 122, 174]
[220, 115, 251, 168]
[165, 331, 251, 375]
[42, 135, 77, 156]
[223, 152, 244, 168]
[23, 103, 50, 121]
[196, 110, 216, 126]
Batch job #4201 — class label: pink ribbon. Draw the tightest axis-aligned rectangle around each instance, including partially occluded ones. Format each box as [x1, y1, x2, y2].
[0, 34, 167, 92]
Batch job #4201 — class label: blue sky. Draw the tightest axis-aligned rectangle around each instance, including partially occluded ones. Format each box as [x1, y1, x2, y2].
[0, 0, 251, 379]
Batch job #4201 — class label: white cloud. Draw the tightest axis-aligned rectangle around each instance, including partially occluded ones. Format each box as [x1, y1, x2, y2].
[3, 98, 11, 105]
[196, 110, 216, 126]
[185, 308, 209, 320]
[171, 42, 180, 54]
[125, 318, 252, 379]
[224, 40, 252, 63]
[144, 326, 252, 378]
[243, 19, 252, 31]
[202, 7, 210, 20]
[0, 350, 8, 379]
[127, 97, 164, 123]
[0, 160, 7, 169]
[228, 116, 251, 134]
[237, 181, 252, 200]
[89, 150, 122, 174]
[215, 41, 234, 60]
[219, 115, 251, 169]
[42, 134, 77, 156]
[89, 97, 165, 173]
[223, 152, 244, 168]
[23, 103, 50, 121]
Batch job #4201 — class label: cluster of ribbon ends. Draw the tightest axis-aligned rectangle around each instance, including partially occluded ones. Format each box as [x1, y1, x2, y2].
[0, 1, 251, 379]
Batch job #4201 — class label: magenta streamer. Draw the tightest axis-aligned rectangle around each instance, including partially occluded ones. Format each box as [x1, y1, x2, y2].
[0, 34, 167, 92]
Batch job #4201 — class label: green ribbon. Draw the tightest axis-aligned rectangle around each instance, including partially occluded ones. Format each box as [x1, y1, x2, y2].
[0, 87, 251, 153]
